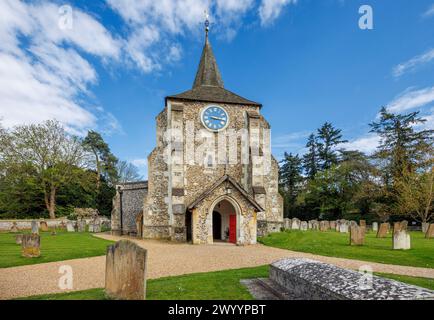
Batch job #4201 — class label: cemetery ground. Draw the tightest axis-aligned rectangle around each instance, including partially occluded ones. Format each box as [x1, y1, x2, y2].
[0, 230, 114, 268]
[1, 231, 433, 299]
[258, 230, 434, 269]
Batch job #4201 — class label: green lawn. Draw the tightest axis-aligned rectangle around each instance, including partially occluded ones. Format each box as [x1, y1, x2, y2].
[19, 265, 270, 300]
[258, 230, 434, 269]
[0, 231, 114, 268]
[18, 266, 434, 300]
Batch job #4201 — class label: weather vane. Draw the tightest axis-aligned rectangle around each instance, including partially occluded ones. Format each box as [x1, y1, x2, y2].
[204, 9, 210, 35]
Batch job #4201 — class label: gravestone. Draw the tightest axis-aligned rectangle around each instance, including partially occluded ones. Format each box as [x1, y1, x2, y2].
[77, 220, 86, 232]
[15, 234, 24, 244]
[31, 220, 39, 234]
[359, 220, 366, 228]
[394, 220, 408, 232]
[291, 218, 300, 230]
[308, 221, 312, 229]
[377, 223, 389, 238]
[393, 230, 411, 250]
[105, 240, 147, 300]
[284, 218, 291, 230]
[10, 222, 18, 233]
[335, 221, 340, 232]
[300, 221, 308, 231]
[21, 234, 40, 258]
[66, 221, 75, 232]
[372, 222, 378, 232]
[89, 219, 101, 233]
[350, 220, 358, 227]
[426, 224, 434, 239]
[40, 221, 49, 232]
[59, 221, 66, 230]
[330, 221, 336, 230]
[339, 222, 349, 233]
[319, 221, 327, 232]
[311, 220, 319, 231]
[350, 225, 365, 246]
[422, 222, 429, 233]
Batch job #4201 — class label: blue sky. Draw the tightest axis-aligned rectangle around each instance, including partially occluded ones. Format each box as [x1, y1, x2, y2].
[1, 0, 434, 178]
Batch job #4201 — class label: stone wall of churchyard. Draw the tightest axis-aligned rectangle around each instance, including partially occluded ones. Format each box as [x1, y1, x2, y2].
[112, 182, 148, 236]
[192, 180, 257, 245]
[0, 217, 110, 231]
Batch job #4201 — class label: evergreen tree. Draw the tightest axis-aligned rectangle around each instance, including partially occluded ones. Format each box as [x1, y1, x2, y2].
[279, 153, 303, 217]
[303, 134, 319, 179]
[316, 122, 347, 170]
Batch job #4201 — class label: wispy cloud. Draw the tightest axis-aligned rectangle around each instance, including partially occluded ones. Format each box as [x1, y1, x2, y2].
[423, 4, 434, 18]
[393, 48, 434, 77]
[387, 86, 434, 113]
[259, 0, 297, 26]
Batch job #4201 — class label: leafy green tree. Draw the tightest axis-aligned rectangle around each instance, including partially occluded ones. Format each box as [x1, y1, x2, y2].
[316, 122, 347, 170]
[279, 153, 303, 217]
[303, 134, 319, 180]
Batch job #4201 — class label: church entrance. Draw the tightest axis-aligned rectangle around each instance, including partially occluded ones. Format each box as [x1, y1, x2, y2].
[212, 199, 237, 244]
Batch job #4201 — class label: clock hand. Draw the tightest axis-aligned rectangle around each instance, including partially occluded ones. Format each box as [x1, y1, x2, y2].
[210, 116, 225, 121]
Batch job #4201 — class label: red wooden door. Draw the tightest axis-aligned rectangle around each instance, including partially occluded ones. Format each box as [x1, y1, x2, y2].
[229, 215, 236, 244]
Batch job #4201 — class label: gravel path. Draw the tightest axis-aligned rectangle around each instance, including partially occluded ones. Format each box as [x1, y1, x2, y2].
[1, 233, 433, 300]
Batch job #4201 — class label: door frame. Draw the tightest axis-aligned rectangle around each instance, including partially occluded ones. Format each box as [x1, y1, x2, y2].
[208, 195, 241, 245]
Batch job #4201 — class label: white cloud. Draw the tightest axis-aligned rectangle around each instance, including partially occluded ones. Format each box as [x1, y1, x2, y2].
[259, 0, 297, 26]
[0, 0, 122, 136]
[423, 4, 434, 18]
[341, 134, 380, 154]
[393, 48, 434, 77]
[387, 86, 434, 113]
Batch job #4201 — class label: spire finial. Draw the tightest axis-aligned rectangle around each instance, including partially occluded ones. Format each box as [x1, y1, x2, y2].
[204, 9, 210, 37]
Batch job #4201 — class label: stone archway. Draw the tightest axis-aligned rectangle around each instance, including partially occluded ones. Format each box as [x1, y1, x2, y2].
[209, 196, 241, 244]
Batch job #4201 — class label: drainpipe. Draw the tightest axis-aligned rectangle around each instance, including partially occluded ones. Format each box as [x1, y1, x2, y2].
[117, 186, 123, 236]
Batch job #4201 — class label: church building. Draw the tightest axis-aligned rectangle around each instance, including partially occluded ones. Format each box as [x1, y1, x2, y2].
[112, 26, 283, 245]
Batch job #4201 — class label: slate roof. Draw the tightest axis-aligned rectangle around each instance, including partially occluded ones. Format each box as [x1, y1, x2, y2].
[166, 35, 261, 107]
[187, 175, 264, 212]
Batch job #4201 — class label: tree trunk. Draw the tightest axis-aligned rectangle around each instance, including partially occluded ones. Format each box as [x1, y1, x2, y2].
[48, 186, 56, 219]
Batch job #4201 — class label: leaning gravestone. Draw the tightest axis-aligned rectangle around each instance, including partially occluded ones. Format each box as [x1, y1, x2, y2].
[66, 221, 75, 232]
[105, 240, 147, 300]
[425, 224, 434, 239]
[77, 220, 86, 232]
[21, 234, 40, 258]
[393, 230, 411, 250]
[350, 225, 365, 246]
[372, 222, 378, 232]
[10, 222, 19, 233]
[31, 220, 39, 234]
[40, 221, 49, 232]
[300, 221, 308, 231]
[377, 223, 389, 238]
[15, 234, 24, 244]
[291, 218, 300, 230]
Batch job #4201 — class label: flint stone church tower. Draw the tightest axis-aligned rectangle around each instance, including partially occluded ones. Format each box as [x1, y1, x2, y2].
[112, 30, 283, 245]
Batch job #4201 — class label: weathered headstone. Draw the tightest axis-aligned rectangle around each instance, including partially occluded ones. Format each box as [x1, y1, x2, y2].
[422, 222, 429, 233]
[105, 240, 147, 300]
[319, 221, 327, 232]
[31, 220, 39, 234]
[335, 221, 340, 232]
[284, 218, 291, 230]
[77, 220, 86, 232]
[350, 225, 365, 246]
[377, 223, 389, 238]
[394, 220, 408, 233]
[59, 221, 66, 230]
[40, 221, 49, 232]
[393, 230, 411, 250]
[426, 224, 434, 239]
[350, 220, 358, 227]
[330, 221, 336, 230]
[308, 221, 313, 229]
[21, 234, 40, 258]
[291, 218, 300, 230]
[10, 222, 19, 233]
[372, 222, 378, 232]
[300, 221, 308, 231]
[15, 234, 24, 244]
[339, 222, 349, 233]
[359, 220, 366, 228]
[66, 221, 75, 232]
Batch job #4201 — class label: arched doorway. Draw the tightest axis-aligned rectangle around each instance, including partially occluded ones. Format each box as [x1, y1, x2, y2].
[211, 198, 238, 244]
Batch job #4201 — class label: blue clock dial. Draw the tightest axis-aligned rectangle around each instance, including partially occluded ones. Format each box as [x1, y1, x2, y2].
[201, 106, 229, 131]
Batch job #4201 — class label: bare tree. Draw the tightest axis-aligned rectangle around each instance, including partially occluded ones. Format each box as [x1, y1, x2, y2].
[0, 120, 87, 218]
[116, 160, 143, 183]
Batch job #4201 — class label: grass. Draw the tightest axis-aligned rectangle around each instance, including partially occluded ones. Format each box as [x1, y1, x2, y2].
[18, 266, 434, 300]
[0, 230, 114, 268]
[258, 230, 434, 269]
[19, 265, 270, 300]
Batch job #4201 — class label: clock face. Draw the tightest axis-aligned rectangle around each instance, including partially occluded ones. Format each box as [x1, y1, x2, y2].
[201, 105, 229, 132]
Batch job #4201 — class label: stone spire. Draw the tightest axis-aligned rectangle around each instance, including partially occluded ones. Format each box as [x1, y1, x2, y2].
[192, 23, 224, 89]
